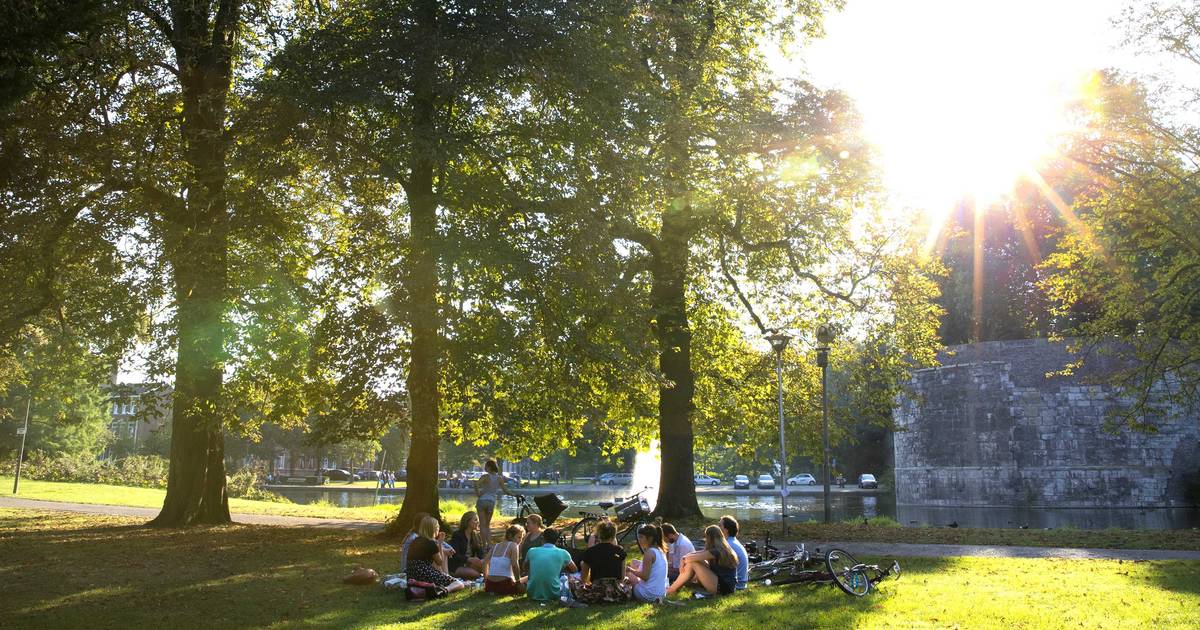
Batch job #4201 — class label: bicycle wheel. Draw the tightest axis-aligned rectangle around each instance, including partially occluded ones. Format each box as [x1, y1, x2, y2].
[825, 549, 870, 597]
[748, 563, 782, 583]
[617, 521, 646, 553]
[569, 517, 598, 551]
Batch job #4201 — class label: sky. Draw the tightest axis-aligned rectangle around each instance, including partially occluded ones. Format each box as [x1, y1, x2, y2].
[786, 0, 1137, 217]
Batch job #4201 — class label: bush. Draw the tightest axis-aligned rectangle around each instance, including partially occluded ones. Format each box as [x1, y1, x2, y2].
[226, 466, 288, 503]
[6, 451, 169, 488]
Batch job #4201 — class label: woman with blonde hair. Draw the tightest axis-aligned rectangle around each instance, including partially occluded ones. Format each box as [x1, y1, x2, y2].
[405, 516, 465, 592]
[449, 511, 486, 579]
[665, 525, 737, 598]
[482, 524, 526, 595]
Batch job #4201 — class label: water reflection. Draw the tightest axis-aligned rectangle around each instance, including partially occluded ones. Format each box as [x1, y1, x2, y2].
[269, 487, 1199, 530]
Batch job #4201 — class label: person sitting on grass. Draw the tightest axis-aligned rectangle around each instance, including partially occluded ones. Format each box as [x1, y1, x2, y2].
[625, 524, 669, 603]
[720, 515, 749, 591]
[662, 523, 694, 583]
[449, 511, 486, 580]
[571, 520, 630, 604]
[523, 528, 577, 602]
[399, 511, 430, 573]
[665, 525, 737, 598]
[406, 516, 466, 593]
[519, 513, 544, 563]
[482, 524, 526, 595]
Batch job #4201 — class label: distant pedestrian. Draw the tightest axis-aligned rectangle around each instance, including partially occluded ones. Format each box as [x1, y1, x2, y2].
[389, 471, 396, 488]
[378, 471, 387, 489]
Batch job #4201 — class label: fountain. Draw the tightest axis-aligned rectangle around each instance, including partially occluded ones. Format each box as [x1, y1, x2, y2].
[630, 439, 661, 509]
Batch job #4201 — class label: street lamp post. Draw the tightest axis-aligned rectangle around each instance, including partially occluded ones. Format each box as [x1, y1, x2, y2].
[12, 397, 31, 494]
[765, 330, 792, 534]
[815, 324, 836, 523]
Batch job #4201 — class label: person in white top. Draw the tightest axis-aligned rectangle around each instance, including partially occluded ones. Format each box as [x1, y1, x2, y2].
[662, 523, 695, 582]
[625, 524, 669, 603]
[482, 524, 526, 595]
[474, 459, 515, 545]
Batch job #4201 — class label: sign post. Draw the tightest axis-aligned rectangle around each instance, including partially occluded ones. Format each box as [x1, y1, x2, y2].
[12, 397, 31, 494]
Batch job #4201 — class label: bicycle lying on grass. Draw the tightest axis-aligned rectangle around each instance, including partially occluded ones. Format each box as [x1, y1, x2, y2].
[747, 540, 900, 597]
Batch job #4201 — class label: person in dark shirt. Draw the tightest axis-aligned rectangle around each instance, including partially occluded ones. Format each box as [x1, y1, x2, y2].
[519, 513, 544, 563]
[405, 516, 465, 591]
[448, 511, 485, 579]
[570, 520, 631, 604]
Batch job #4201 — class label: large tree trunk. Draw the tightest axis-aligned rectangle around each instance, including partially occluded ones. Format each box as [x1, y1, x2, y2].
[651, 215, 703, 518]
[395, 0, 443, 533]
[150, 1, 239, 527]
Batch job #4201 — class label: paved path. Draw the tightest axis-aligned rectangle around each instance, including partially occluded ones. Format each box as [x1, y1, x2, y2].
[769, 539, 1200, 561]
[3, 496, 1198, 560]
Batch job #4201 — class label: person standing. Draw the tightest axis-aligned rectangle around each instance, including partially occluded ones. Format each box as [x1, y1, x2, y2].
[475, 459, 515, 545]
[662, 523, 695, 583]
[523, 528, 577, 602]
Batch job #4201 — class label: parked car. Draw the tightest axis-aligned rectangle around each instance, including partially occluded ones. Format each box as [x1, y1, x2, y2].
[504, 473, 525, 487]
[355, 469, 381, 481]
[321, 468, 359, 482]
[694, 474, 721, 486]
[756, 474, 776, 489]
[787, 473, 817, 486]
[733, 474, 751, 489]
[858, 473, 878, 489]
[599, 472, 633, 486]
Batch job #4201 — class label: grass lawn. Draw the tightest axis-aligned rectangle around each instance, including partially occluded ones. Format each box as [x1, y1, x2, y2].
[1, 477, 467, 524]
[1, 508, 1197, 629]
[6, 477, 1200, 551]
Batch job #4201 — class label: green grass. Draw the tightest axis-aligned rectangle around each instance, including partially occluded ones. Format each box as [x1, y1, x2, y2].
[2, 477, 469, 524]
[7, 477, 1200, 551]
[1, 508, 1197, 629]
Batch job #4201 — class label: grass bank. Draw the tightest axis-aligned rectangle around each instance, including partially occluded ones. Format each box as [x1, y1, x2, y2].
[6, 477, 1199, 550]
[1, 477, 469, 524]
[1, 508, 1197, 629]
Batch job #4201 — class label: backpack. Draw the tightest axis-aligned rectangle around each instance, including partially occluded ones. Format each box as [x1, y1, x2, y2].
[405, 580, 448, 602]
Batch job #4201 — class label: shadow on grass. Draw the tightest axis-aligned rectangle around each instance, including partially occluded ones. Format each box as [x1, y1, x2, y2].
[0, 510, 956, 629]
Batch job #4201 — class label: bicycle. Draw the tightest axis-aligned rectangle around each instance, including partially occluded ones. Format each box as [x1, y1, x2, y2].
[512, 493, 568, 526]
[747, 543, 900, 597]
[567, 488, 652, 553]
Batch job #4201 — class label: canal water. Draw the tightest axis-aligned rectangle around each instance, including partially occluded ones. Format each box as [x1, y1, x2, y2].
[269, 486, 1199, 529]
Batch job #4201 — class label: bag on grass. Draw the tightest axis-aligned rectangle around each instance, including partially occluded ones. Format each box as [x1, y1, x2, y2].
[343, 567, 379, 585]
[405, 579, 449, 602]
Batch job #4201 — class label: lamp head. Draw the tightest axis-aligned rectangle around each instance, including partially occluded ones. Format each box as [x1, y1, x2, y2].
[815, 324, 836, 346]
[764, 331, 792, 353]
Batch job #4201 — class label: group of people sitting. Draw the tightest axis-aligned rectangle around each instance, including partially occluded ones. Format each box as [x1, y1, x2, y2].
[398, 507, 752, 605]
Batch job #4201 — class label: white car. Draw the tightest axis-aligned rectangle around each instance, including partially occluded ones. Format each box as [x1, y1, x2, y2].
[756, 474, 776, 489]
[787, 473, 818, 486]
[733, 475, 751, 489]
[602, 472, 634, 486]
[694, 474, 721, 486]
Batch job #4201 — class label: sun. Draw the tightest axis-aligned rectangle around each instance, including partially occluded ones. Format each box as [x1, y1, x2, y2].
[798, 0, 1123, 240]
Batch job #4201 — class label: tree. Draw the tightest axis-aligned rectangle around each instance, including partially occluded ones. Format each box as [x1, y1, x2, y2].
[1041, 2, 1200, 429]
[266, 0, 582, 530]
[509, 0, 942, 518]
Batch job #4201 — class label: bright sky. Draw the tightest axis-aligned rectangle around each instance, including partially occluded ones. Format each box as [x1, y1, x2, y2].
[789, 0, 1133, 218]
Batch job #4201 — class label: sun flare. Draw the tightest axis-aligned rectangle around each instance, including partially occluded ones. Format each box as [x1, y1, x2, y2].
[800, 0, 1125, 239]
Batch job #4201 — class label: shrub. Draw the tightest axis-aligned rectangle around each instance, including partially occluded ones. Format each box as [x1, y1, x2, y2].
[226, 466, 288, 502]
[6, 451, 169, 488]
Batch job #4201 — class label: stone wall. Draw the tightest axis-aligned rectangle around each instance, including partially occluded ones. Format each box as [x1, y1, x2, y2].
[893, 339, 1200, 507]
